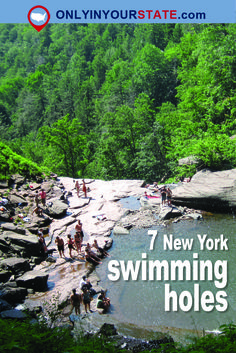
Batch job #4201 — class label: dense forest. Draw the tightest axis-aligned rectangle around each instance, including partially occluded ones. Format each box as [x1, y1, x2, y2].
[1, 23, 236, 181]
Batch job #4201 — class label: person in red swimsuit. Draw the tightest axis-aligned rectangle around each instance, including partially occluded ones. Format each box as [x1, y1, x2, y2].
[82, 179, 87, 198]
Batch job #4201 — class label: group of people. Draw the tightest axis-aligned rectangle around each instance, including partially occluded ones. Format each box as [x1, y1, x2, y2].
[74, 179, 87, 198]
[160, 185, 172, 206]
[70, 275, 110, 315]
[32, 188, 47, 217]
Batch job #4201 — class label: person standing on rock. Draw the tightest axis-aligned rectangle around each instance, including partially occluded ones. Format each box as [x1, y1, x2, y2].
[166, 187, 172, 206]
[75, 180, 80, 197]
[81, 286, 92, 313]
[40, 188, 46, 206]
[160, 186, 167, 206]
[55, 236, 65, 258]
[67, 234, 76, 258]
[75, 220, 83, 253]
[82, 179, 87, 198]
[34, 190, 39, 207]
[70, 288, 82, 315]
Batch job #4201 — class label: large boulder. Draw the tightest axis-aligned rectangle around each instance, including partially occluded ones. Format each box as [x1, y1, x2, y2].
[0, 286, 28, 304]
[0, 231, 41, 257]
[159, 206, 183, 220]
[0, 257, 30, 275]
[45, 200, 68, 218]
[16, 270, 49, 291]
[172, 169, 236, 211]
[1, 223, 26, 235]
[8, 193, 27, 206]
[0, 309, 27, 320]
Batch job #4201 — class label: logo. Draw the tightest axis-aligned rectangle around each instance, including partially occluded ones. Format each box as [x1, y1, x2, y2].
[28, 6, 50, 32]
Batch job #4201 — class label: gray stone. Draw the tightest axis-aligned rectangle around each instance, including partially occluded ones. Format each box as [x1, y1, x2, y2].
[1, 223, 26, 235]
[0, 286, 28, 304]
[10, 174, 25, 186]
[0, 180, 8, 188]
[0, 257, 30, 274]
[8, 193, 27, 205]
[0, 271, 11, 283]
[159, 206, 183, 220]
[16, 270, 49, 291]
[178, 155, 201, 166]
[46, 199, 68, 218]
[0, 299, 12, 312]
[172, 169, 236, 211]
[0, 309, 27, 320]
[1, 231, 41, 257]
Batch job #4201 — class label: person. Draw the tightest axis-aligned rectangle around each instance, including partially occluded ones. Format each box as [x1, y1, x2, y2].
[82, 179, 87, 198]
[74, 220, 84, 253]
[85, 249, 102, 265]
[40, 188, 46, 206]
[160, 186, 167, 206]
[34, 190, 39, 207]
[92, 239, 110, 257]
[75, 180, 80, 197]
[79, 275, 92, 290]
[96, 290, 110, 312]
[81, 286, 92, 313]
[75, 220, 84, 238]
[55, 236, 65, 258]
[38, 230, 47, 254]
[32, 205, 43, 216]
[70, 288, 82, 315]
[166, 187, 172, 206]
[67, 234, 76, 258]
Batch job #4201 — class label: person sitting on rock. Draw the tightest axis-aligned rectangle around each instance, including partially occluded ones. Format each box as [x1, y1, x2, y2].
[96, 290, 110, 312]
[70, 288, 82, 315]
[92, 239, 110, 257]
[32, 206, 43, 216]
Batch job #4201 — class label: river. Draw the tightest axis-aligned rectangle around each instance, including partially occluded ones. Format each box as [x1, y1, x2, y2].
[97, 203, 236, 338]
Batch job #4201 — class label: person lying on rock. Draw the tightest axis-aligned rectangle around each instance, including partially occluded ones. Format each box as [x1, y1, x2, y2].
[85, 249, 102, 265]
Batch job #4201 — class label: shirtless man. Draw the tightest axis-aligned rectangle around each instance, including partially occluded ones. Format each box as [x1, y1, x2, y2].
[70, 289, 82, 315]
[55, 236, 65, 258]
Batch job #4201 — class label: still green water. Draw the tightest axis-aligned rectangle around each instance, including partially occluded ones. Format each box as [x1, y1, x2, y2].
[97, 213, 236, 333]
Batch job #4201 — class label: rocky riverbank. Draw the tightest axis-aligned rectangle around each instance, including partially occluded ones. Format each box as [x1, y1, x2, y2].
[0, 173, 205, 342]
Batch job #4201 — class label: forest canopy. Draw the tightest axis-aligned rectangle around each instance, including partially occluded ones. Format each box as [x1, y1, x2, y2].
[1, 23, 236, 181]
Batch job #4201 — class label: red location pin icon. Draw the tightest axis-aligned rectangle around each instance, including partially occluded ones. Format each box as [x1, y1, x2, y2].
[28, 6, 50, 32]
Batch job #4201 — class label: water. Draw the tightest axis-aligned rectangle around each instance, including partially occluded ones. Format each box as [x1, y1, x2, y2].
[97, 213, 236, 334]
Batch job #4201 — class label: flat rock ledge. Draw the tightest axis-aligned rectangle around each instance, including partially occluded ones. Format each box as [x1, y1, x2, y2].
[172, 169, 236, 211]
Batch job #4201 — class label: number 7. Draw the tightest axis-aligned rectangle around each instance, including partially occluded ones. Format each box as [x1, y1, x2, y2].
[148, 230, 158, 250]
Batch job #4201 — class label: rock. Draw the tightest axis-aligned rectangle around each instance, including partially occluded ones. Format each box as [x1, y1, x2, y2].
[98, 323, 118, 337]
[0, 286, 28, 304]
[0, 309, 27, 320]
[45, 200, 68, 218]
[0, 180, 8, 188]
[0, 231, 41, 257]
[178, 155, 201, 166]
[8, 193, 27, 206]
[159, 206, 183, 220]
[113, 226, 129, 235]
[0, 299, 12, 312]
[9, 174, 25, 186]
[1, 223, 26, 235]
[0, 257, 30, 274]
[172, 169, 236, 211]
[0, 270, 11, 283]
[16, 270, 49, 291]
